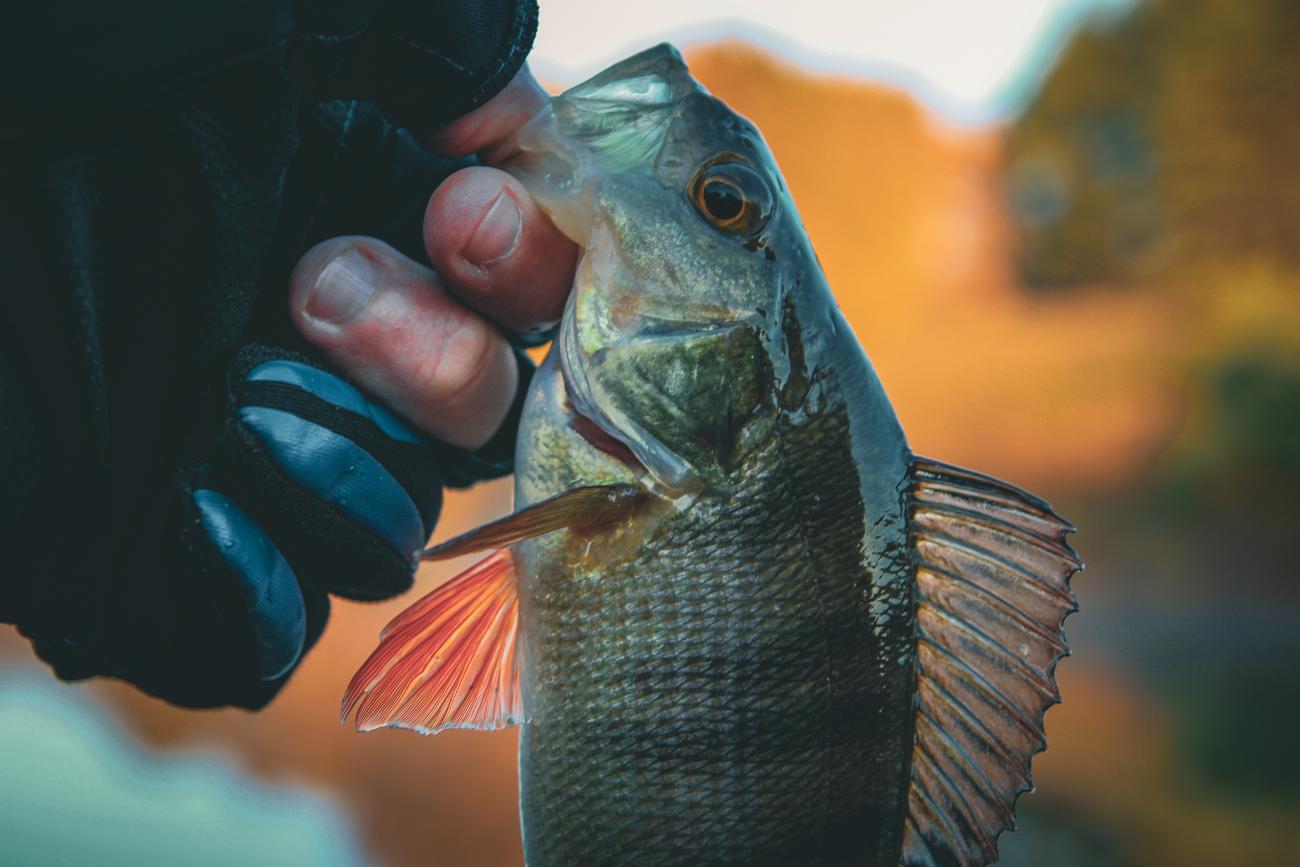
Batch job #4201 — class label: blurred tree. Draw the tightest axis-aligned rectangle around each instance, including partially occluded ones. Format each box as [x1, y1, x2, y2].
[1008, 0, 1300, 287]
[1161, 351, 1300, 512]
[1009, 8, 1300, 860]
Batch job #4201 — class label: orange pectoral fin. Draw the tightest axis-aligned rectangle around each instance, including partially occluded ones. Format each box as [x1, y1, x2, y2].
[341, 549, 524, 734]
[344, 484, 648, 735]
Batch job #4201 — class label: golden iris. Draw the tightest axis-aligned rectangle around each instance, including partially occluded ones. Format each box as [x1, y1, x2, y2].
[690, 161, 774, 236]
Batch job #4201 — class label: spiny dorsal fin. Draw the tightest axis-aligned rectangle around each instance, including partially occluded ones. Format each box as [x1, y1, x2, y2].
[902, 458, 1082, 866]
[342, 549, 524, 734]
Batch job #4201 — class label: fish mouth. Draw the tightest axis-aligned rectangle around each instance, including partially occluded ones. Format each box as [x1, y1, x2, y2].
[564, 398, 643, 472]
[556, 289, 702, 496]
[502, 45, 695, 246]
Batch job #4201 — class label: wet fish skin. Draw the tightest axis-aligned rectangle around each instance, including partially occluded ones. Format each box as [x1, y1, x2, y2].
[515, 363, 914, 865]
[509, 44, 917, 865]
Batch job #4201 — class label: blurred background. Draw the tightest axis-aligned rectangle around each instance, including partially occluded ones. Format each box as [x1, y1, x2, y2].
[3, 0, 1299, 864]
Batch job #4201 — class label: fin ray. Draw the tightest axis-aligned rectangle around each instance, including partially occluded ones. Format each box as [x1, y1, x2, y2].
[917, 639, 1045, 749]
[915, 746, 997, 862]
[910, 762, 982, 865]
[342, 549, 524, 734]
[420, 484, 643, 561]
[902, 817, 941, 867]
[918, 605, 1059, 702]
[917, 713, 1016, 831]
[916, 531, 1075, 604]
[903, 458, 1081, 866]
[917, 677, 1030, 797]
[918, 565, 1066, 650]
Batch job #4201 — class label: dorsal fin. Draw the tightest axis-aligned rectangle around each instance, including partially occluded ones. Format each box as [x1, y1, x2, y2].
[902, 458, 1082, 866]
[341, 549, 524, 734]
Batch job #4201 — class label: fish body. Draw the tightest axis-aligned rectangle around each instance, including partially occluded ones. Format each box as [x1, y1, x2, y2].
[508, 48, 915, 860]
[345, 44, 1080, 867]
[514, 356, 914, 864]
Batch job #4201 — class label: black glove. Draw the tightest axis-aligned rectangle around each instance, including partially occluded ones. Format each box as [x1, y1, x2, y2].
[0, 0, 538, 708]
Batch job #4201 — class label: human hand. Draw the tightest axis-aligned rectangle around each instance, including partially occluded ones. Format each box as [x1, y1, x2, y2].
[289, 67, 575, 449]
[10, 0, 563, 711]
[179, 68, 575, 704]
[129, 66, 572, 712]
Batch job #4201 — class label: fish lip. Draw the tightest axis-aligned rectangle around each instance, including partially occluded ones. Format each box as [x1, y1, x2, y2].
[563, 398, 644, 472]
[557, 289, 703, 496]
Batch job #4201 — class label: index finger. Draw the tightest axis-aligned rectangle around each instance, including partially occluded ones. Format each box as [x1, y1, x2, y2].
[427, 65, 549, 165]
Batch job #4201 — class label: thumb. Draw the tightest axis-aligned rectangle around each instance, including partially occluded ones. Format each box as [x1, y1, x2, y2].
[289, 237, 519, 450]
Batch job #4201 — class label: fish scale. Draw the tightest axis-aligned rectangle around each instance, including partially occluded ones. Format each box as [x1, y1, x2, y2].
[517, 386, 913, 865]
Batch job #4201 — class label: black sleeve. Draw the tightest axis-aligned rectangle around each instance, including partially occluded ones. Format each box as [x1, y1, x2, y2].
[2, 1, 537, 141]
[295, 0, 539, 133]
[0, 0, 538, 706]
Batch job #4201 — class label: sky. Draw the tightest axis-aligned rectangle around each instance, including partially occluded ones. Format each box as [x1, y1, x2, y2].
[530, 0, 1136, 124]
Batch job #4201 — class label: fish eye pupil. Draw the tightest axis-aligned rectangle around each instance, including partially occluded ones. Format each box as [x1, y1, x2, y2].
[703, 179, 744, 222]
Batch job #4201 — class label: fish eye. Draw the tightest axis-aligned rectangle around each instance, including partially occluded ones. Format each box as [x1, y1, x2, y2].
[690, 161, 773, 237]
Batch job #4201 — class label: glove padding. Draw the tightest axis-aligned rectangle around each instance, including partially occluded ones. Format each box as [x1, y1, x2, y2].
[223, 351, 445, 602]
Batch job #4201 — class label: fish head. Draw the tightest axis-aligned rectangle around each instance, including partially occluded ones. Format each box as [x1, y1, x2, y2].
[508, 44, 833, 496]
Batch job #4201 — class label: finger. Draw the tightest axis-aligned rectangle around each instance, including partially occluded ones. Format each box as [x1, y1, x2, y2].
[289, 237, 518, 450]
[427, 65, 549, 163]
[424, 166, 576, 333]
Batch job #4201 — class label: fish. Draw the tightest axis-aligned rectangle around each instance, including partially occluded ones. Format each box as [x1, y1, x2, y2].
[342, 44, 1081, 867]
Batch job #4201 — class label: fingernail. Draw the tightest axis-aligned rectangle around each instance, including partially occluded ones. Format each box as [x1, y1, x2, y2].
[306, 248, 377, 323]
[463, 193, 521, 267]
